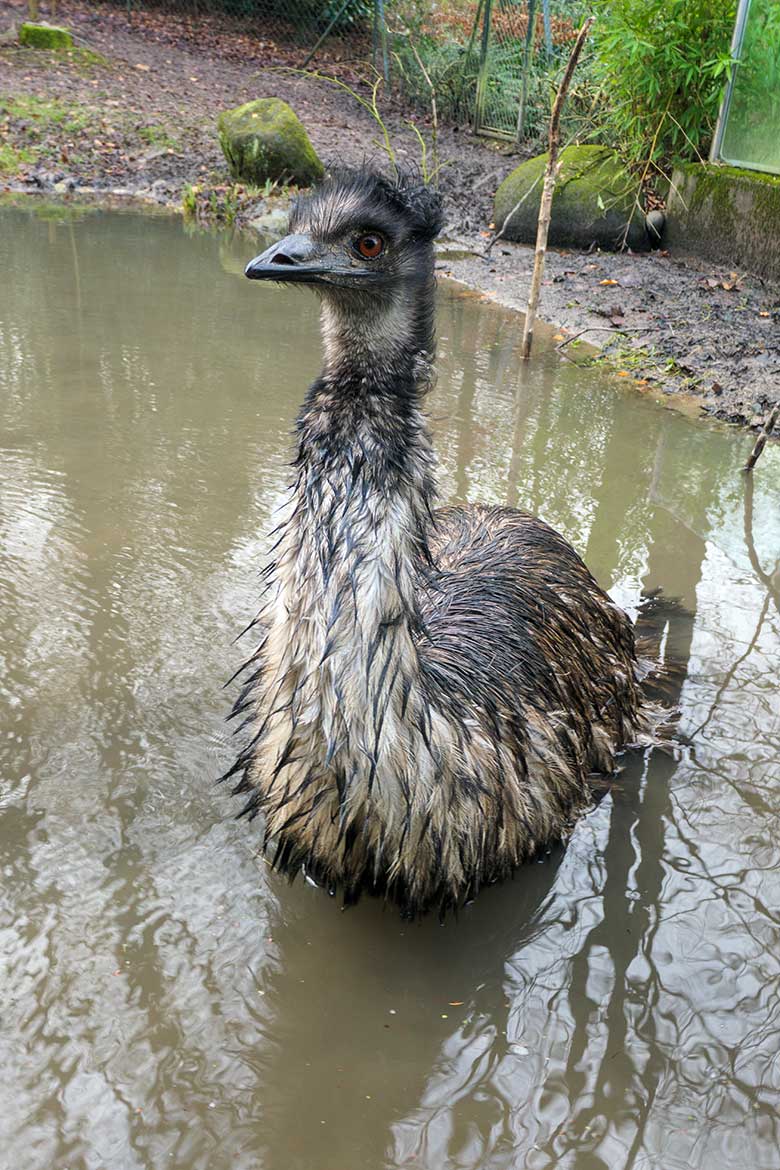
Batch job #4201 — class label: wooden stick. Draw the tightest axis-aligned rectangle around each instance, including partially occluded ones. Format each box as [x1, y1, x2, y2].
[742, 405, 778, 473]
[521, 16, 594, 360]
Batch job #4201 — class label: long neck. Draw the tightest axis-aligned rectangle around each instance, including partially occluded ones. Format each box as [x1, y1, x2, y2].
[293, 279, 438, 626]
[261, 279, 438, 779]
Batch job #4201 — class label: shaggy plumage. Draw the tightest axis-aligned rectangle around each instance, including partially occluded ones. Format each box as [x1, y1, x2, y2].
[225, 170, 648, 916]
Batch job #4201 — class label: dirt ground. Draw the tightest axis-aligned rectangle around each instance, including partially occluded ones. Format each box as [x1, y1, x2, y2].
[1, 0, 778, 435]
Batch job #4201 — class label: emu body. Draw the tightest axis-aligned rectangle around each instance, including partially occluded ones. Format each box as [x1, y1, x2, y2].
[227, 172, 646, 915]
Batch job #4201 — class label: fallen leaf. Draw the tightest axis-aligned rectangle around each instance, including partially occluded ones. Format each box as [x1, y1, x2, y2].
[552, 333, 565, 341]
[135, 63, 151, 71]
[599, 278, 619, 286]
[617, 371, 630, 377]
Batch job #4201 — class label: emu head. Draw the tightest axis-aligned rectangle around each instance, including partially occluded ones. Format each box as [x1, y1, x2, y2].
[245, 171, 444, 374]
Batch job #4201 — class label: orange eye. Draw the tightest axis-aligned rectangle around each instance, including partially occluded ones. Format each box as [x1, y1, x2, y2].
[355, 233, 384, 259]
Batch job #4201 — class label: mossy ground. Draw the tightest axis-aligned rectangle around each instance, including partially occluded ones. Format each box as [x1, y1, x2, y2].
[0, 91, 184, 179]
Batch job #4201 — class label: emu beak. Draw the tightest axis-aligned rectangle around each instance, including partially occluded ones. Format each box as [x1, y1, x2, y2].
[245, 233, 330, 283]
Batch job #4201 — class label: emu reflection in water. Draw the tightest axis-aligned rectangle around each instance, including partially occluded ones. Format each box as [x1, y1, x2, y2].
[1, 209, 779, 1170]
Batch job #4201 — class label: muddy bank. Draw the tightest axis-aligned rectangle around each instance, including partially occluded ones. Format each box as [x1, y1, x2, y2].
[1, 0, 777, 435]
[441, 238, 780, 433]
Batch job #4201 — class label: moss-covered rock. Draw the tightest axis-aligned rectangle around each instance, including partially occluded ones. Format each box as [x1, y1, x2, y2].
[19, 22, 74, 49]
[217, 98, 323, 188]
[494, 145, 648, 251]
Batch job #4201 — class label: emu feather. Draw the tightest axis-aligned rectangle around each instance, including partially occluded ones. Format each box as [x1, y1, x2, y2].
[228, 171, 647, 915]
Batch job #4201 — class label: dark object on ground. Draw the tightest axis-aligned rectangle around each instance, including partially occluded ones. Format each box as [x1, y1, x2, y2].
[225, 170, 651, 917]
[646, 208, 665, 244]
[495, 145, 649, 252]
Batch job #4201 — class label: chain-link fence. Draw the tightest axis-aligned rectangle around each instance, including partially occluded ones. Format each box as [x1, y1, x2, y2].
[387, 0, 585, 144]
[90, 0, 584, 144]
[112, 0, 378, 67]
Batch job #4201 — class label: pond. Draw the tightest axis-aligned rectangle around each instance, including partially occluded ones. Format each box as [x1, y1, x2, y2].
[1, 206, 779, 1170]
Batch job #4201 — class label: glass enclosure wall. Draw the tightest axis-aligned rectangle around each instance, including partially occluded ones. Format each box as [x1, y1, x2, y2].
[713, 0, 780, 175]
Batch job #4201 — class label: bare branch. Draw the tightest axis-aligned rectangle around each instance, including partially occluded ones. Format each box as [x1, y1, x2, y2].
[521, 16, 594, 360]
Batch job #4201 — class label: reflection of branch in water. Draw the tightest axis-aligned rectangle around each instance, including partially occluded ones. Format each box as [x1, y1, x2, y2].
[744, 472, 780, 615]
[689, 591, 773, 740]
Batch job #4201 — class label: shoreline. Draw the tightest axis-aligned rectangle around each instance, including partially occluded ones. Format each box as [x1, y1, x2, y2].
[6, 179, 778, 441]
[1, 0, 777, 439]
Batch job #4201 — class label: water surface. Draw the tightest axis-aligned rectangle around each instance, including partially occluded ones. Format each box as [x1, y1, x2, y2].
[1, 207, 779, 1170]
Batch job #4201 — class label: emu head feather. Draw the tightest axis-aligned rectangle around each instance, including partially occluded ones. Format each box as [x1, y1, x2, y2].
[245, 170, 443, 290]
[245, 170, 444, 378]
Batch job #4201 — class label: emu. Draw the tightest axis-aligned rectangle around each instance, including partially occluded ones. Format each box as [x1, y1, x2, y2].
[224, 170, 648, 916]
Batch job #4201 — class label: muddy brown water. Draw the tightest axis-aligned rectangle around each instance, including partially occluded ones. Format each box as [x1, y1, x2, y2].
[1, 207, 779, 1170]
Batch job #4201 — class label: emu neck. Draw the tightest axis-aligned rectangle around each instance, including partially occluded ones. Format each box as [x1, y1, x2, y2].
[263, 282, 437, 781]
[320, 280, 435, 387]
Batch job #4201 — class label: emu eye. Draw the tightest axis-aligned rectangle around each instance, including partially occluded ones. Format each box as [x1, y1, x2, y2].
[354, 233, 385, 259]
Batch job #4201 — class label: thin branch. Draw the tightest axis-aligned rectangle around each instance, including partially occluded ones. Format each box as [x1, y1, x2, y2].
[743, 405, 779, 473]
[555, 325, 661, 351]
[521, 16, 594, 360]
[483, 172, 544, 256]
[404, 33, 439, 185]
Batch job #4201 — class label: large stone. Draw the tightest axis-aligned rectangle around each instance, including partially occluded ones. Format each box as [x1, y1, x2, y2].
[19, 22, 74, 49]
[493, 145, 648, 251]
[217, 98, 324, 188]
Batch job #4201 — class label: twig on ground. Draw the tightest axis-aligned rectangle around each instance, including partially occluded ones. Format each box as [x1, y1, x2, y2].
[555, 325, 660, 351]
[483, 172, 543, 257]
[521, 16, 594, 360]
[742, 405, 779, 473]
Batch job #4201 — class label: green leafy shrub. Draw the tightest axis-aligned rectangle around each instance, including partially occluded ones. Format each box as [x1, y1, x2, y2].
[591, 0, 737, 176]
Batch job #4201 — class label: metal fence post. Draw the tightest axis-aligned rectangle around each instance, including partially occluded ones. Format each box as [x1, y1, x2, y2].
[302, 0, 356, 69]
[474, 0, 493, 134]
[376, 0, 389, 84]
[516, 0, 538, 142]
[541, 0, 553, 58]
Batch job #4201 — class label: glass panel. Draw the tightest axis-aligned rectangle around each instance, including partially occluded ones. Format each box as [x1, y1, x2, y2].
[718, 0, 780, 175]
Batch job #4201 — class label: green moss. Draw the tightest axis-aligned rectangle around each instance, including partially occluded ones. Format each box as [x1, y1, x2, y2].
[19, 22, 73, 49]
[680, 162, 780, 236]
[217, 98, 323, 187]
[0, 93, 96, 172]
[138, 124, 179, 150]
[0, 142, 34, 175]
[65, 47, 109, 70]
[494, 145, 647, 251]
[1, 93, 91, 135]
[667, 163, 780, 280]
[675, 160, 780, 188]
